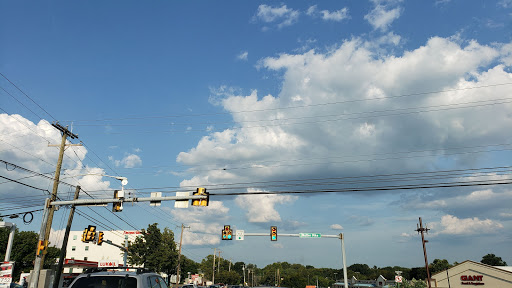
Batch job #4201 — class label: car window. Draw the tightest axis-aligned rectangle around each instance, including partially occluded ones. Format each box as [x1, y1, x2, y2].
[157, 277, 167, 288]
[71, 276, 137, 288]
[148, 276, 166, 288]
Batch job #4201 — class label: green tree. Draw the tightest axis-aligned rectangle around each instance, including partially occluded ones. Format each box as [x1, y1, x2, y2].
[0, 227, 60, 280]
[127, 223, 178, 274]
[429, 259, 451, 274]
[481, 253, 507, 266]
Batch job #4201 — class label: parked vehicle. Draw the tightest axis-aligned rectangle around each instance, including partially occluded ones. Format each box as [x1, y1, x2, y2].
[68, 267, 167, 288]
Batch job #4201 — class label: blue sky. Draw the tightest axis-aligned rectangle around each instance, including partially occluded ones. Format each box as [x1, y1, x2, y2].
[1, 0, 512, 270]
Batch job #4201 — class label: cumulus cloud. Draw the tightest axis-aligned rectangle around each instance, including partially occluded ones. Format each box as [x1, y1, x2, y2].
[253, 4, 299, 29]
[330, 224, 344, 230]
[435, 215, 504, 235]
[169, 200, 230, 245]
[177, 35, 512, 230]
[320, 8, 350, 21]
[364, 3, 402, 31]
[113, 154, 142, 168]
[234, 190, 297, 223]
[307, 5, 350, 22]
[0, 114, 116, 202]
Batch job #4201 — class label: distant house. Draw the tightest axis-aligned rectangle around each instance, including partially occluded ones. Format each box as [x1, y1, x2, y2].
[333, 275, 395, 288]
[431, 260, 512, 287]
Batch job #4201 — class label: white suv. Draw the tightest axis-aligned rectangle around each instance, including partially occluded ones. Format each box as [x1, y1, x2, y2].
[68, 267, 168, 288]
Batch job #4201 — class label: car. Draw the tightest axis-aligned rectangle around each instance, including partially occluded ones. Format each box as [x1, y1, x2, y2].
[68, 267, 168, 288]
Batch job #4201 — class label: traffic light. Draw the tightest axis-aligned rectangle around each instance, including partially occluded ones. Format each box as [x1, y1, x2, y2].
[85, 225, 96, 242]
[36, 240, 47, 256]
[97, 232, 104, 245]
[271, 226, 277, 241]
[191, 187, 209, 206]
[81, 228, 88, 242]
[112, 190, 123, 212]
[222, 225, 232, 240]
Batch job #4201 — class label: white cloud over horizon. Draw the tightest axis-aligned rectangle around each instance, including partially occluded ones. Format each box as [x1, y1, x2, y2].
[177, 34, 512, 235]
[435, 215, 504, 235]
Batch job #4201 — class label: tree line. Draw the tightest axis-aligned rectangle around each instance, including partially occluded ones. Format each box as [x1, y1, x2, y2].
[1, 221, 508, 288]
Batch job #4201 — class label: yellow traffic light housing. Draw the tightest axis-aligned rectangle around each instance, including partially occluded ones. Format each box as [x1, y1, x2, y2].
[81, 228, 88, 242]
[112, 190, 123, 212]
[97, 232, 104, 245]
[271, 226, 277, 241]
[36, 240, 47, 256]
[85, 225, 96, 242]
[191, 187, 209, 206]
[222, 225, 232, 240]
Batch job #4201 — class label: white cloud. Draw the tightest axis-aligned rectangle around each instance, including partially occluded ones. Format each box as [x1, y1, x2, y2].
[330, 224, 344, 230]
[114, 154, 142, 168]
[306, 5, 317, 16]
[0, 114, 116, 200]
[320, 8, 350, 22]
[234, 189, 297, 223]
[237, 51, 249, 61]
[254, 4, 299, 29]
[169, 200, 230, 245]
[436, 215, 504, 235]
[364, 5, 402, 31]
[177, 35, 512, 230]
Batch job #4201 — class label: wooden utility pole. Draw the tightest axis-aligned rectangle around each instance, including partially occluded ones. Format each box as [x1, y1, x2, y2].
[212, 248, 216, 284]
[217, 250, 222, 273]
[45, 125, 79, 236]
[41, 123, 79, 264]
[176, 224, 189, 286]
[416, 217, 432, 288]
[53, 186, 80, 288]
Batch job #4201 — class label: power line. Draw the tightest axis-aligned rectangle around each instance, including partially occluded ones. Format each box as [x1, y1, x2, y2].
[209, 179, 512, 196]
[63, 82, 512, 123]
[0, 72, 57, 121]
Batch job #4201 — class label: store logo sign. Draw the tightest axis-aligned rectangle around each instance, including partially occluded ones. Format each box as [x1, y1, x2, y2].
[461, 275, 484, 285]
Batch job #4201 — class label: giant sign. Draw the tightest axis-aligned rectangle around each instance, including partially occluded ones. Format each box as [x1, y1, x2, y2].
[461, 275, 484, 286]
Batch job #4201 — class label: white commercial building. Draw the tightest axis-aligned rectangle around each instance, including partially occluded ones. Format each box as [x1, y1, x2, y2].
[64, 230, 142, 273]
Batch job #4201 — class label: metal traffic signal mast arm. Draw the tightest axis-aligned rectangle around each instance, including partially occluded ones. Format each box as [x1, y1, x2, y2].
[49, 193, 208, 207]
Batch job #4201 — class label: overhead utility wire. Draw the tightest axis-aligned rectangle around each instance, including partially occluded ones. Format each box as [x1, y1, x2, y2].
[0, 72, 57, 121]
[0, 85, 43, 120]
[64, 82, 512, 123]
[209, 179, 512, 196]
[115, 165, 512, 193]
[107, 142, 512, 175]
[74, 97, 512, 128]
[0, 76, 141, 234]
[101, 145, 512, 177]
[102, 99, 512, 135]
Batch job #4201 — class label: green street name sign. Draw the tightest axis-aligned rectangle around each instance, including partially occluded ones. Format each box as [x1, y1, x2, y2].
[299, 233, 321, 238]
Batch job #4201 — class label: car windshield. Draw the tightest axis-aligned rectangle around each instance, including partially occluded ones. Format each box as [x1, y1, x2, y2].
[71, 276, 137, 288]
